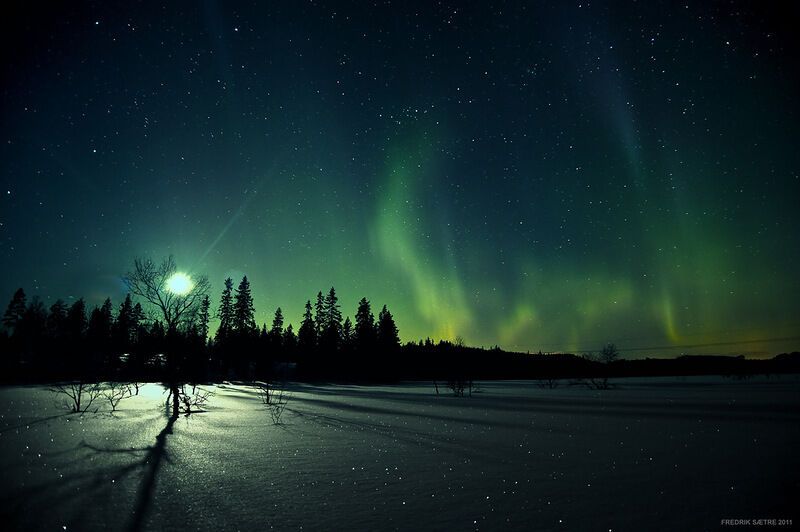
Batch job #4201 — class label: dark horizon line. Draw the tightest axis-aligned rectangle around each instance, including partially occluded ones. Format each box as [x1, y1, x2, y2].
[505, 336, 800, 358]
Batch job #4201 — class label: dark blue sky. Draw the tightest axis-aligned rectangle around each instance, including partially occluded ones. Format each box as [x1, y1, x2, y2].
[2, 1, 799, 356]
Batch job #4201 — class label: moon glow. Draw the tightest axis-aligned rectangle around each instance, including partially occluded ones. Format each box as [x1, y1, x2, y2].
[166, 272, 193, 295]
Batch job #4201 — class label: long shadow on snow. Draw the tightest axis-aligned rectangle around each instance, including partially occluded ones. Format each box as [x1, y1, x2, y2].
[125, 413, 176, 532]
[288, 393, 549, 432]
[0, 412, 72, 435]
[73, 412, 177, 532]
[288, 391, 800, 425]
[219, 381, 800, 424]
[282, 407, 545, 466]
[79, 397, 178, 532]
[1, 409, 177, 532]
[288, 382, 800, 420]
[461, 393, 800, 423]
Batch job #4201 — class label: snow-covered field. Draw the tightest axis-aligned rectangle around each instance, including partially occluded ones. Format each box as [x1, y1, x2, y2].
[1, 376, 798, 531]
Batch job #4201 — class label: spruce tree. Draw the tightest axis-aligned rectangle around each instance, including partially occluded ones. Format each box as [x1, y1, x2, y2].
[283, 323, 297, 353]
[41, 300, 68, 375]
[271, 307, 284, 336]
[314, 291, 325, 337]
[216, 277, 234, 341]
[150, 321, 165, 343]
[321, 287, 342, 351]
[377, 305, 400, 351]
[114, 294, 134, 347]
[88, 299, 114, 351]
[66, 299, 87, 340]
[198, 295, 210, 341]
[342, 316, 353, 351]
[18, 299, 48, 369]
[354, 297, 376, 351]
[298, 300, 316, 353]
[131, 302, 145, 342]
[2, 288, 26, 333]
[19, 297, 47, 340]
[47, 300, 68, 339]
[233, 276, 256, 335]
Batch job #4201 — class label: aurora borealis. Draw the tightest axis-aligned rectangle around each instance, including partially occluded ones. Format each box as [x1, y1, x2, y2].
[1, 2, 799, 357]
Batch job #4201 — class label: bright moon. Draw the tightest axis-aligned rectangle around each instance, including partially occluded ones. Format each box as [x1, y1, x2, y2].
[166, 272, 193, 295]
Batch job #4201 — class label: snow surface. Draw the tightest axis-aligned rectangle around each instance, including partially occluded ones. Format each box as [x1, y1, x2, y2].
[1, 376, 798, 531]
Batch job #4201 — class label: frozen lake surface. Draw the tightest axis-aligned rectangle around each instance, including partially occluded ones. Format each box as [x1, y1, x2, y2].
[1, 377, 798, 531]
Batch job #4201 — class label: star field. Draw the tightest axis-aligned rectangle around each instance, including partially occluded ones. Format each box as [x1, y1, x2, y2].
[1, 1, 799, 357]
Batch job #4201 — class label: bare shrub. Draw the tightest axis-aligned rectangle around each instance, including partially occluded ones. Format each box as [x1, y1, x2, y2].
[103, 382, 132, 412]
[586, 377, 611, 390]
[573, 375, 613, 390]
[537, 378, 560, 389]
[581, 343, 620, 390]
[49, 382, 102, 413]
[255, 381, 290, 424]
[176, 385, 213, 415]
[446, 378, 473, 397]
[268, 388, 290, 424]
[255, 381, 273, 405]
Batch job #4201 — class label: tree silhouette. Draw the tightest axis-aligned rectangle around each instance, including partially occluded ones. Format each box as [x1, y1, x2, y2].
[227, 276, 256, 378]
[267, 307, 285, 357]
[88, 299, 113, 339]
[271, 307, 284, 336]
[283, 323, 297, 358]
[131, 302, 145, 343]
[148, 321, 166, 355]
[2, 287, 26, 333]
[585, 343, 620, 389]
[342, 316, 354, 351]
[314, 291, 325, 338]
[47, 299, 68, 339]
[19, 297, 47, 337]
[216, 277, 234, 341]
[599, 342, 619, 364]
[66, 299, 87, 341]
[124, 256, 210, 332]
[377, 305, 400, 352]
[113, 294, 135, 350]
[41, 299, 69, 376]
[233, 276, 256, 335]
[18, 297, 47, 365]
[123, 256, 210, 416]
[125, 300, 147, 376]
[320, 287, 342, 352]
[197, 295, 210, 342]
[87, 298, 114, 373]
[354, 297, 376, 352]
[298, 300, 316, 357]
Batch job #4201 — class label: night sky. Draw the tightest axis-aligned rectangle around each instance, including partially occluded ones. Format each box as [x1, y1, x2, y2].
[2, 1, 799, 357]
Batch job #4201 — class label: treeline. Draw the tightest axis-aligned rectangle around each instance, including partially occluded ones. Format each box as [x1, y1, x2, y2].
[2, 279, 799, 384]
[0, 279, 402, 383]
[210, 277, 402, 380]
